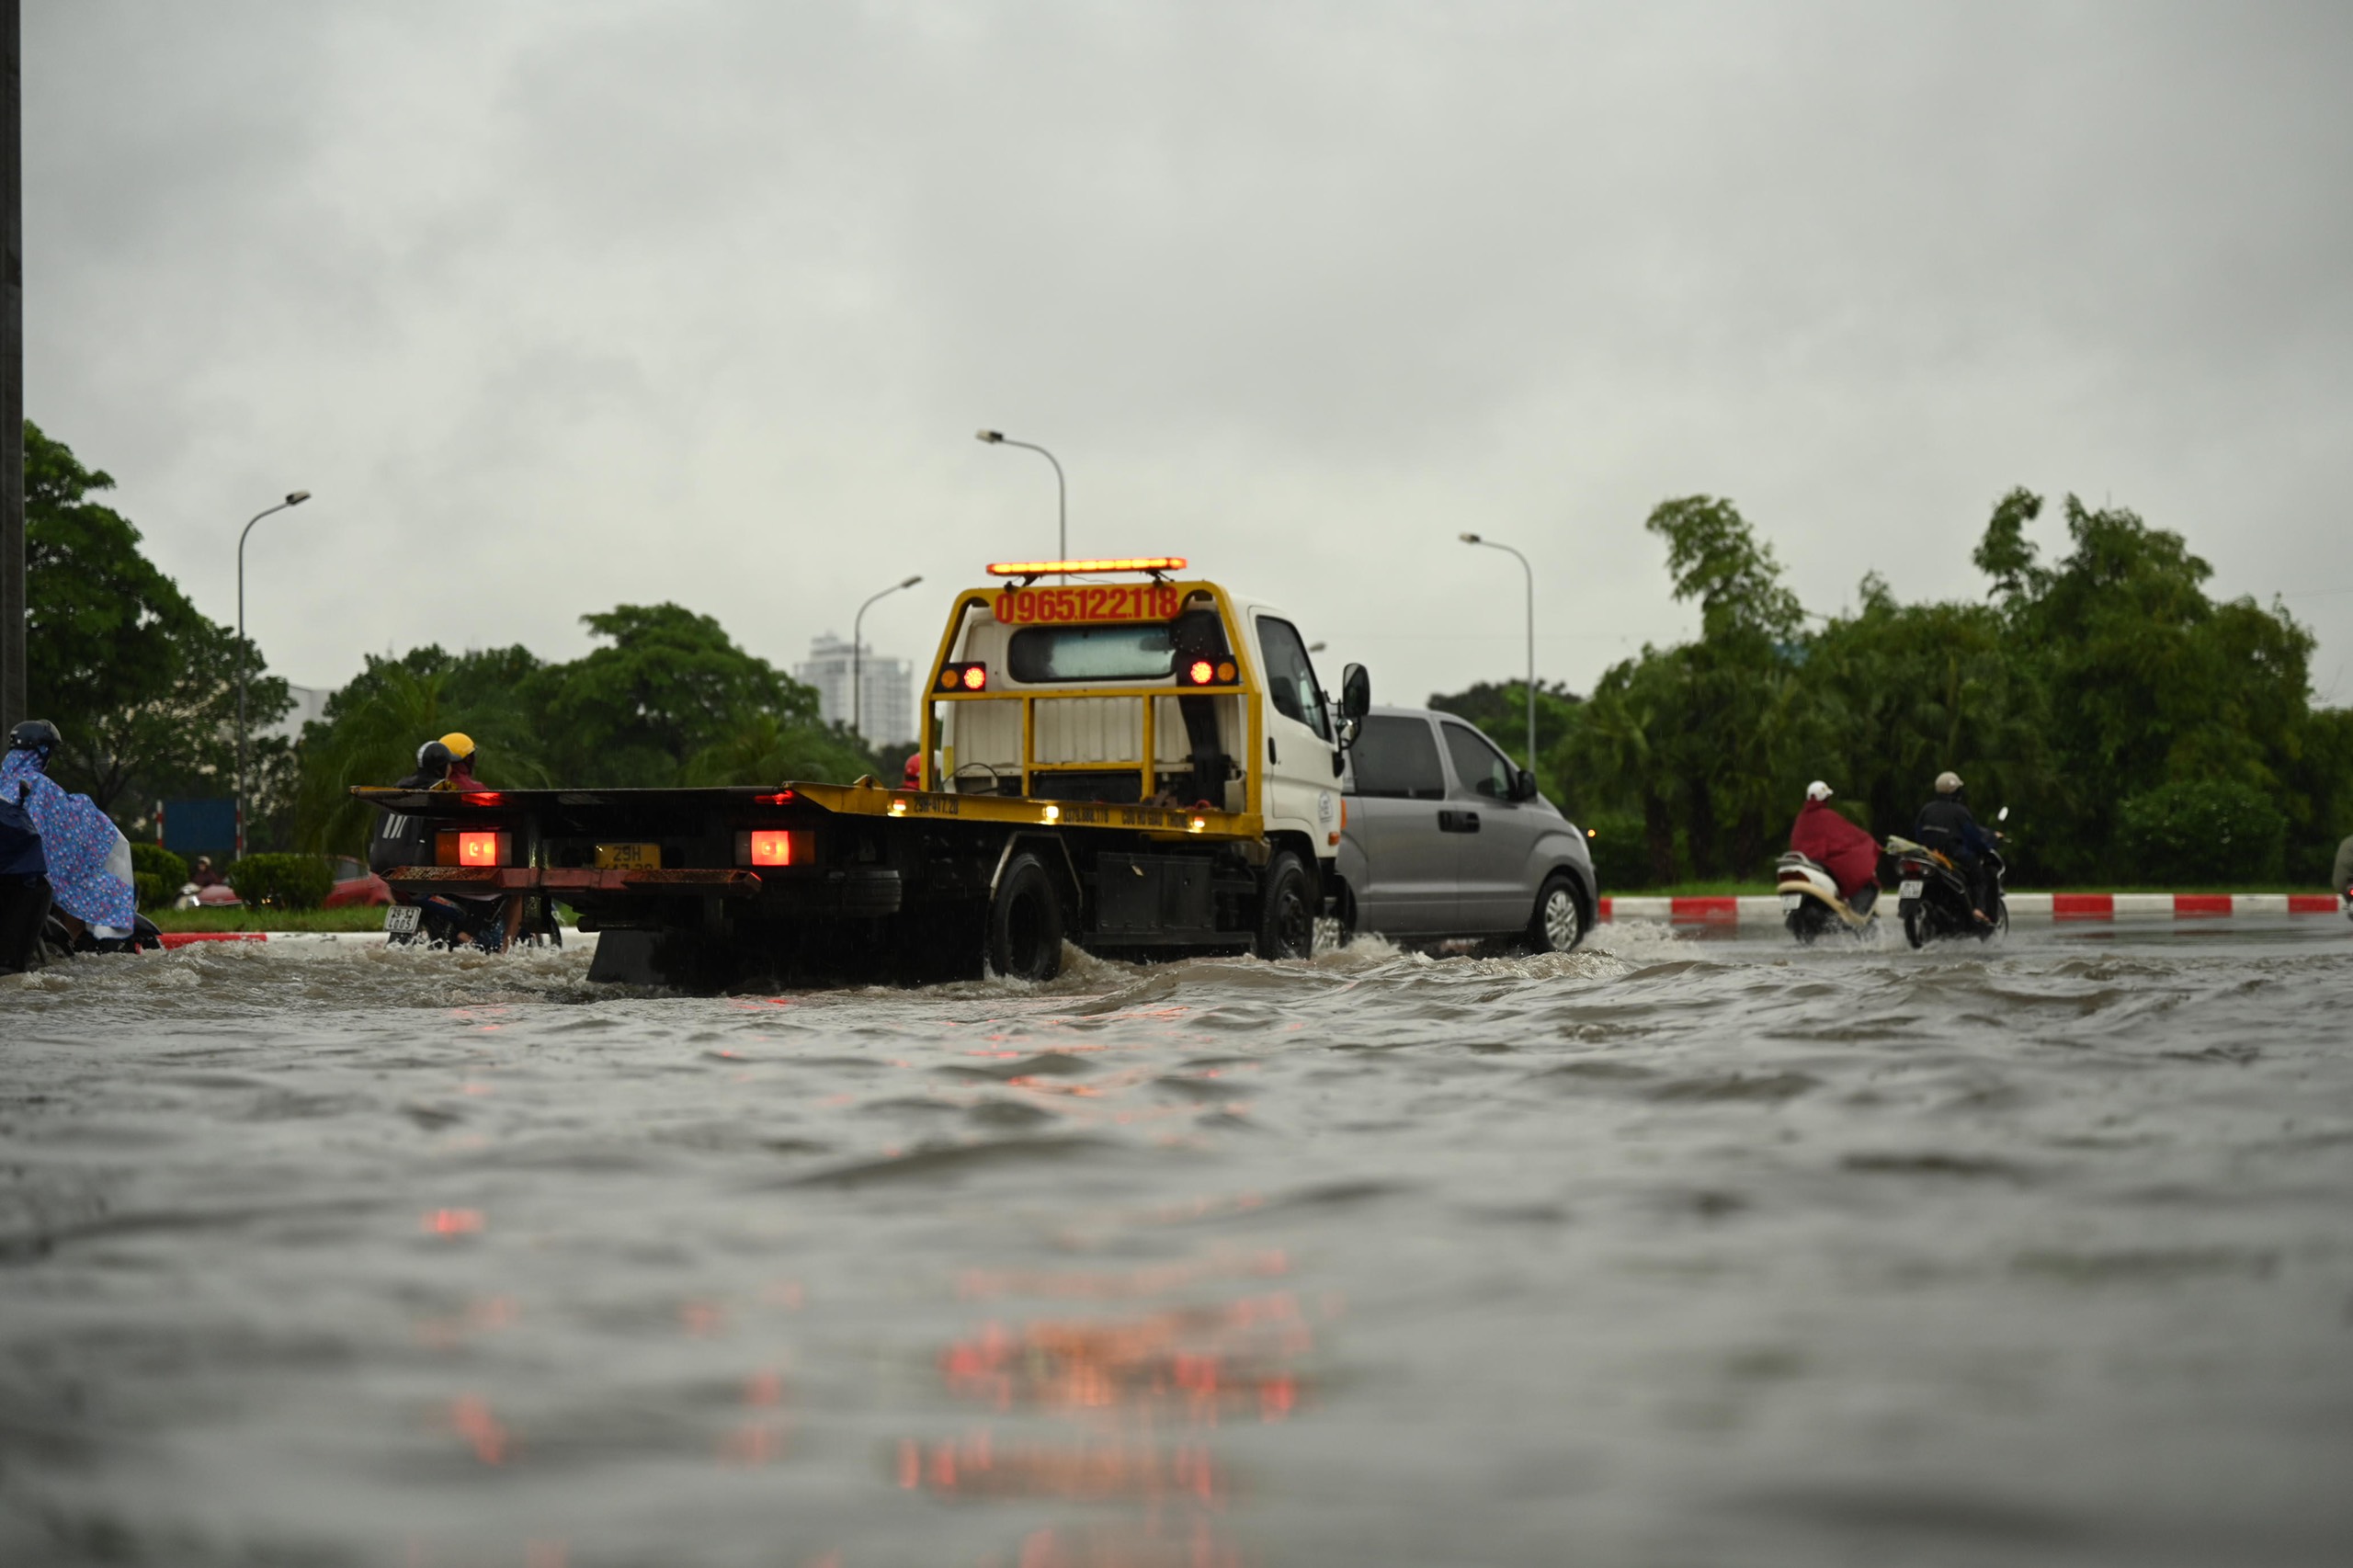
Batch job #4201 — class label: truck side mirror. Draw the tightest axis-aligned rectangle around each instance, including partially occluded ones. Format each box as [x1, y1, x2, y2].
[1340, 664, 1370, 722]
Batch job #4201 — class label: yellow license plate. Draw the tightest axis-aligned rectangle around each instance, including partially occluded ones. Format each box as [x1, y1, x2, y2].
[595, 843, 661, 869]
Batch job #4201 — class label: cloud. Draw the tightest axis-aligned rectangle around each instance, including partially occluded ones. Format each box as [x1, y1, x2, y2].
[27, 0, 2353, 706]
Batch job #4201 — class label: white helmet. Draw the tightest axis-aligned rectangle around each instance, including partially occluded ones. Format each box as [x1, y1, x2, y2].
[1805, 780, 1833, 801]
[1935, 770, 1964, 794]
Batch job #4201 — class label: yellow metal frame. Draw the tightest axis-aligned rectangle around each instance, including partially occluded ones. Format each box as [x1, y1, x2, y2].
[915, 579, 1263, 816]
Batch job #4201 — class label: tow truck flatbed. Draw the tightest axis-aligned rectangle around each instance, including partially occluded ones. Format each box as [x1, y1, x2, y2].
[358, 561, 1369, 990]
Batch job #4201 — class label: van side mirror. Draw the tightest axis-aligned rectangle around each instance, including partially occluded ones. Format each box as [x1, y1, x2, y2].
[1513, 767, 1540, 801]
[1340, 664, 1370, 722]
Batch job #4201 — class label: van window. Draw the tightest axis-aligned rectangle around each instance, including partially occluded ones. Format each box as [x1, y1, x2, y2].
[1350, 716, 1446, 799]
[1255, 617, 1332, 741]
[1441, 722, 1517, 799]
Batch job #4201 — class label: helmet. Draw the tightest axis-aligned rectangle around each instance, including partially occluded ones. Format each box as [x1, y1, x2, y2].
[1805, 780, 1833, 801]
[7, 719, 61, 762]
[415, 741, 456, 776]
[1935, 770, 1964, 794]
[439, 732, 477, 764]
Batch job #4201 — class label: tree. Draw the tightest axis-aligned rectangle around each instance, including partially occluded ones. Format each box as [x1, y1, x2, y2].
[24, 421, 289, 824]
[527, 603, 818, 786]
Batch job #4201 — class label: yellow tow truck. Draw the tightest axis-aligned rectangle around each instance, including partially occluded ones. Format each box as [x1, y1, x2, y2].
[358, 557, 1371, 989]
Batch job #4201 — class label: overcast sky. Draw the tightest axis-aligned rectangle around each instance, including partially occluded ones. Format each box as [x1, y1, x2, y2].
[25, 1, 2353, 711]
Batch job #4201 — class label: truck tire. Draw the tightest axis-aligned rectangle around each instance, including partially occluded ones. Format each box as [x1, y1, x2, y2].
[1527, 871, 1586, 954]
[988, 852, 1064, 982]
[1255, 851, 1315, 960]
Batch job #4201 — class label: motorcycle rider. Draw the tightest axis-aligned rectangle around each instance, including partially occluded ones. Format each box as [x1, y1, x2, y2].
[1790, 780, 1881, 913]
[1915, 770, 1996, 925]
[436, 733, 483, 792]
[3, 720, 139, 942]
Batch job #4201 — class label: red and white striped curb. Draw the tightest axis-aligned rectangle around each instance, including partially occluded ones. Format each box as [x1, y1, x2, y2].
[1598, 892, 2345, 925]
[152, 929, 601, 950]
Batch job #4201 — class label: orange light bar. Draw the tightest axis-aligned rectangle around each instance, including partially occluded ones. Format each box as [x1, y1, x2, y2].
[984, 557, 1188, 576]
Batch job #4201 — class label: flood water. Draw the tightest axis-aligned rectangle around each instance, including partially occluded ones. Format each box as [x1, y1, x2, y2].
[4, 916, 2350, 1568]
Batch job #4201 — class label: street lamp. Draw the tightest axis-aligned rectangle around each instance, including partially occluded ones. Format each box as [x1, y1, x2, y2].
[974, 429, 1066, 561]
[235, 490, 311, 857]
[851, 574, 924, 743]
[1460, 532, 1536, 771]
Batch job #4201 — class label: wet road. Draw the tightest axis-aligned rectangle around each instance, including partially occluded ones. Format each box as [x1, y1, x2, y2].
[4, 917, 2350, 1567]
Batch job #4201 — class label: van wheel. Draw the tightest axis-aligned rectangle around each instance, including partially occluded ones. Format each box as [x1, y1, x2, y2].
[988, 854, 1064, 981]
[1255, 852, 1314, 960]
[1528, 872, 1585, 953]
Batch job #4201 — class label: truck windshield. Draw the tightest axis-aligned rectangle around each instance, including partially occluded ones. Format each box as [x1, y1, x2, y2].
[1007, 624, 1175, 683]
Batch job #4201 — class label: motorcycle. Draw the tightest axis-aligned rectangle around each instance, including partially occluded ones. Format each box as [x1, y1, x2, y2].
[1774, 851, 1878, 943]
[386, 892, 563, 952]
[1889, 807, 2009, 949]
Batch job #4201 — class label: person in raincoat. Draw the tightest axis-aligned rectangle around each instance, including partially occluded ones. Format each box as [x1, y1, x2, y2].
[3, 721, 138, 937]
[1790, 780, 1882, 911]
[2334, 834, 2353, 903]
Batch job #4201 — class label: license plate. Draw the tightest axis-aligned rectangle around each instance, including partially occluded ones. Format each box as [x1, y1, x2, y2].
[1898, 880, 1924, 900]
[1779, 893, 1802, 912]
[596, 843, 661, 869]
[384, 904, 421, 935]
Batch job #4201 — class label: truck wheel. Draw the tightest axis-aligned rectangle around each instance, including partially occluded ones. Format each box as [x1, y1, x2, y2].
[1528, 872, 1586, 953]
[988, 853, 1064, 982]
[1255, 851, 1315, 960]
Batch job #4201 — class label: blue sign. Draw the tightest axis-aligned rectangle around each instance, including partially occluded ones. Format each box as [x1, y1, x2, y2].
[161, 798, 239, 858]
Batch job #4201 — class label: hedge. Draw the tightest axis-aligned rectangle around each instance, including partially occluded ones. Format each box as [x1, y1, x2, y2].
[2116, 778, 2287, 885]
[228, 852, 335, 910]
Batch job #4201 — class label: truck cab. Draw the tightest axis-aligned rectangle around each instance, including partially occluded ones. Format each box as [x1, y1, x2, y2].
[921, 560, 1357, 903]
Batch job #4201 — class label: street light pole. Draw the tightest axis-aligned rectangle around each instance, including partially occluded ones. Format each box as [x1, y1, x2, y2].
[850, 574, 923, 743]
[1460, 533, 1536, 770]
[974, 430, 1065, 561]
[235, 490, 310, 856]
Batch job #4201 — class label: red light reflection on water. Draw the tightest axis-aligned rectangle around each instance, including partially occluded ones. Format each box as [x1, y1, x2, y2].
[415, 1295, 519, 1350]
[448, 1394, 510, 1464]
[896, 1430, 1226, 1505]
[938, 1292, 1311, 1423]
[422, 1209, 483, 1236]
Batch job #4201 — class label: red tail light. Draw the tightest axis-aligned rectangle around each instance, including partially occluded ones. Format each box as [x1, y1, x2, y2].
[436, 829, 510, 868]
[735, 829, 814, 868]
[938, 662, 988, 692]
[1188, 659, 1215, 685]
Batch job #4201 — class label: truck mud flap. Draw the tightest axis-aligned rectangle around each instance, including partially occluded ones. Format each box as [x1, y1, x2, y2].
[1092, 853, 1217, 943]
[588, 928, 669, 985]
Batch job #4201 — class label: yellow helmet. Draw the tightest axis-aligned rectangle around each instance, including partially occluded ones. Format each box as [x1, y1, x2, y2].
[438, 731, 477, 763]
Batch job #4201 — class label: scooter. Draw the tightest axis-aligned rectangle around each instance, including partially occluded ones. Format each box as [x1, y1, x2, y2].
[1889, 808, 2009, 949]
[1775, 851, 1878, 943]
[386, 892, 562, 952]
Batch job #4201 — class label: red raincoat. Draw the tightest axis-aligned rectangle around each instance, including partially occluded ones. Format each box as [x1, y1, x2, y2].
[1790, 798, 1880, 900]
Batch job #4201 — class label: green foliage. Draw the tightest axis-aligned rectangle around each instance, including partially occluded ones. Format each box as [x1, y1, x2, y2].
[23, 422, 290, 824]
[132, 872, 168, 911]
[1579, 810, 1654, 892]
[2117, 780, 2288, 884]
[295, 652, 551, 855]
[229, 852, 335, 911]
[529, 603, 815, 785]
[1426, 679, 1582, 770]
[1540, 487, 2345, 887]
[130, 842, 188, 890]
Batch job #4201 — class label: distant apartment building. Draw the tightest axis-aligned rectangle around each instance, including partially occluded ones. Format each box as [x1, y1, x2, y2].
[797, 634, 915, 747]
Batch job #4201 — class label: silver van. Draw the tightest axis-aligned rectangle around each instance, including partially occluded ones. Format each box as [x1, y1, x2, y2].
[1332, 706, 1597, 951]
